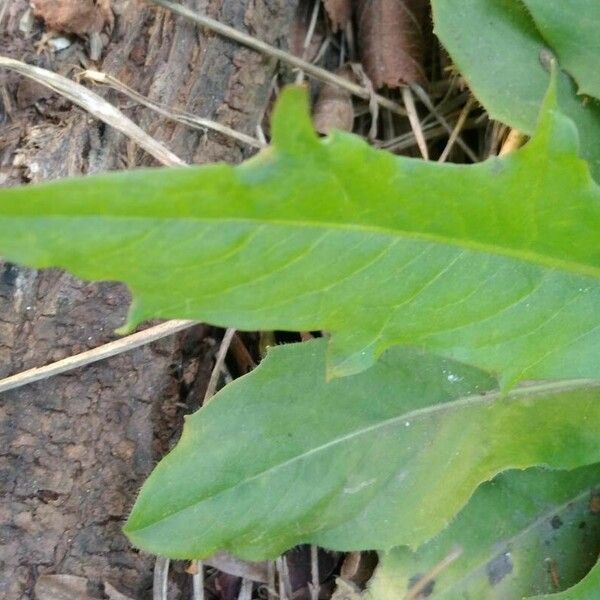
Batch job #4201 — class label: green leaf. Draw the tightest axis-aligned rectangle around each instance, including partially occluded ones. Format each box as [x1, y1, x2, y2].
[431, 0, 600, 181]
[0, 82, 599, 383]
[123, 339, 600, 560]
[523, 0, 600, 101]
[366, 466, 600, 599]
[531, 560, 600, 599]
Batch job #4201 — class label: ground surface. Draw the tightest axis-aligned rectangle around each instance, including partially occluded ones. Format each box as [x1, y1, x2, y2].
[0, 0, 296, 597]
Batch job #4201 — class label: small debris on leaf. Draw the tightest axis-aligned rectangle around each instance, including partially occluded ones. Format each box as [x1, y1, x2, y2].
[486, 551, 513, 586]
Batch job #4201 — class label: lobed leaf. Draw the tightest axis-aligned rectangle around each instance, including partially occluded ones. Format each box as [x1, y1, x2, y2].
[431, 0, 600, 181]
[0, 80, 599, 383]
[366, 465, 600, 599]
[124, 339, 600, 560]
[523, 0, 600, 101]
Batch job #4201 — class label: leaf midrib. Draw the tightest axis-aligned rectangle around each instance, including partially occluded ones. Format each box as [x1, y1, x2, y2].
[6, 215, 599, 279]
[127, 378, 600, 534]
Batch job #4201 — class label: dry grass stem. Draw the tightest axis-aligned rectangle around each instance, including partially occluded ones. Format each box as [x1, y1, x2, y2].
[267, 561, 276, 600]
[309, 545, 320, 600]
[438, 96, 475, 162]
[0, 320, 195, 395]
[276, 556, 292, 600]
[237, 579, 253, 600]
[203, 327, 237, 403]
[147, 0, 407, 117]
[295, 0, 322, 84]
[82, 69, 263, 149]
[411, 83, 479, 162]
[499, 128, 527, 156]
[348, 63, 379, 139]
[0, 56, 186, 167]
[380, 118, 479, 152]
[401, 86, 429, 159]
[192, 561, 205, 600]
[153, 556, 170, 600]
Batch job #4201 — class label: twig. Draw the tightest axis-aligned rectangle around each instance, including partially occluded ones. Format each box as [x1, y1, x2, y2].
[404, 547, 462, 600]
[146, 0, 407, 117]
[192, 561, 205, 600]
[81, 69, 263, 149]
[438, 97, 475, 162]
[0, 320, 195, 395]
[203, 327, 236, 403]
[153, 557, 170, 600]
[309, 545, 320, 600]
[401, 86, 429, 160]
[411, 83, 479, 163]
[0, 56, 186, 167]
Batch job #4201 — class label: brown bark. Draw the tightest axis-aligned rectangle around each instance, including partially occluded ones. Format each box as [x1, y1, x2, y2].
[0, 0, 296, 597]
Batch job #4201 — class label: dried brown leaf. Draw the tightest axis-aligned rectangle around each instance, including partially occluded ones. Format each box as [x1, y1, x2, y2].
[324, 0, 352, 32]
[31, 0, 113, 36]
[339, 551, 379, 588]
[340, 552, 362, 581]
[313, 65, 355, 134]
[357, 0, 429, 88]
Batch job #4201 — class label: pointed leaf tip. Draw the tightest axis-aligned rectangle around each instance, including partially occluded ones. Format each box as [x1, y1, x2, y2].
[271, 85, 320, 155]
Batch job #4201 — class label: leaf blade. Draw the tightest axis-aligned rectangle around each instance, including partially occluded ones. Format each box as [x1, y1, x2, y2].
[123, 339, 600, 560]
[523, 0, 600, 101]
[0, 83, 599, 382]
[431, 0, 600, 181]
[366, 466, 600, 599]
